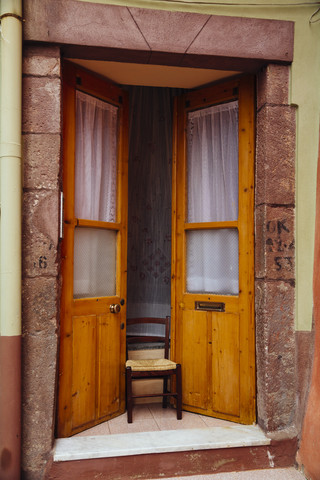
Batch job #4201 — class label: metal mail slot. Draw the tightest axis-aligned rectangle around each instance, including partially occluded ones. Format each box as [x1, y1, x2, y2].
[195, 301, 225, 312]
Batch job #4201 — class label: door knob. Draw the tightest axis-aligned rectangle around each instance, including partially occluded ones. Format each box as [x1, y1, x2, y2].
[110, 303, 121, 314]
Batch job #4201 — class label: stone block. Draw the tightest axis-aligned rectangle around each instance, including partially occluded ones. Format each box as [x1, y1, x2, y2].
[23, 0, 148, 50]
[256, 279, 295, 360]
[22, 277, 59, 335]
[129, 8, 210, 53]
[256, 105, 296, 206]
[23, 134, 60, 190]
[255, 279, 295, 432]
[23, 45, 61, 77]
[22, 76, 61, 134]
[22, 332, 58, 478]
[22, 191, 59, 277]
[257, 64, 290, 110]
[186, 16, 293, 62]
[255, 205, 295, 281]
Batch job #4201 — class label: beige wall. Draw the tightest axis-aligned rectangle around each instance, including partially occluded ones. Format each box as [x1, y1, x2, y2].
[76, 0, 320, 332]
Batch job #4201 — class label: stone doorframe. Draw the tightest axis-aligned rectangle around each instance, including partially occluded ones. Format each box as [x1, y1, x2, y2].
[22, 2, 296, 478]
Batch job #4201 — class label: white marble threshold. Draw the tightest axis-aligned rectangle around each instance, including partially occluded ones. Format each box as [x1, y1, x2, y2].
[54, 424, 271, 462]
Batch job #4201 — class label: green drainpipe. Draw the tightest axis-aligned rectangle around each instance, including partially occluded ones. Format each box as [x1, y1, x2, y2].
[0, 0, 22, 479]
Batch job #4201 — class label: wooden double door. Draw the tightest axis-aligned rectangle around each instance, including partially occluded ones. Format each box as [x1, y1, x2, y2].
[57, 63, 255, 438]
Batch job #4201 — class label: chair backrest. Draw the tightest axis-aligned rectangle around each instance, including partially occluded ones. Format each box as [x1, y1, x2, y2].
[126, 317, 170, 360]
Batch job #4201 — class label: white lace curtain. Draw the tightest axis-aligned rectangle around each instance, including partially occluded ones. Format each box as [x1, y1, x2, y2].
[186, 101, 239, 295]
[73, 91, 118, 298]
[75, 90, 118, 222]
[73, 89, 239, 305]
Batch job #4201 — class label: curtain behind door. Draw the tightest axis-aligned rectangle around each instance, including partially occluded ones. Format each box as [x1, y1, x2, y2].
[126, 90, 239, 330]
[127, 87, 175, 330]
[75, 90, 118, 222]
[73, 91, 119, 298]
[186, 101, 239, 295]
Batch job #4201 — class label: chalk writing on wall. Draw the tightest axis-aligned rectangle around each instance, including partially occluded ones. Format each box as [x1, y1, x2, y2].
[266, 219, 294, 273]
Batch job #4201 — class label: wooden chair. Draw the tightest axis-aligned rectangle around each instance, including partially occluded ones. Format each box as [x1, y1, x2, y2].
[126, 317, 182, 423]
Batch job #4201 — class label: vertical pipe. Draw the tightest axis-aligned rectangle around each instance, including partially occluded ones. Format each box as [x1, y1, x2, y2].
[0, 1, 22, 479]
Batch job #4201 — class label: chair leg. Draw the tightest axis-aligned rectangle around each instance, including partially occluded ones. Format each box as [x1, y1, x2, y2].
[162, 377, 168, 409]
[176, 364, 182, 420]
[126, 367, 133, 423]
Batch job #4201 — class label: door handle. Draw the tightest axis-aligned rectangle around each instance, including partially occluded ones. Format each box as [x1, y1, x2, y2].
[110, 303, 121, 314]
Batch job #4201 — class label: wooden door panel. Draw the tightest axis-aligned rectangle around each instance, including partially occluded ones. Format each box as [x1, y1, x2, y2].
[97, 314, 121, 418]
[72, 315, 97, 428]
[58, 62, 128, 437]
[212, 313, 240, 417]
[181, 310, 209, 410]
[172, 76, 255, 424]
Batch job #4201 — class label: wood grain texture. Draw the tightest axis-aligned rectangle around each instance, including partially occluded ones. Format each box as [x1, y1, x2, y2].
[172, 77, 255, 424]
[57, 62, 128, 437]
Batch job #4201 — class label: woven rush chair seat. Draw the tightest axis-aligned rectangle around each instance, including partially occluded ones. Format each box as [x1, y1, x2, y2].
[126, 358, 177, 371]
[126, 317, 182, 423]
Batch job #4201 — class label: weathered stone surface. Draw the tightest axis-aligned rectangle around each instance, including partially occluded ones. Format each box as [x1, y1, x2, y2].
[254, 65, 296, 435]
[188, 16, 293, 62]
[256, 105, 296, 206]
[22, 76, 61, 133]
[255, 205, 295, 280]
[255, 279, 295, 432]
[23, 134, 60, 190]
[128, 8, 210, 53]
[23, 0, 149, 50]
[22, 277, 59, 335]
[295, 330, 315, 432]
[22, 332, 58, 479]
[257, 64, 290, 110]
[22, 191, 59, 277]
[23, 1, 293, 66]
[23, 45, 61, 77]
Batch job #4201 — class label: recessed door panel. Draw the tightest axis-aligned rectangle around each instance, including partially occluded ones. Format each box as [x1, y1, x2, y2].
[211, 313, 240, 417]
[97, 314, 121, 418]
[72, 315, 97, 428]
[181, 310, 209, 410]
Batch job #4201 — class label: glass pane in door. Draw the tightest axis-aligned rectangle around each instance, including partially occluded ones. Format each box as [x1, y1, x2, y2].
[186, 229, 239, 295]
[73, 227, 117, 298]
[187, 101, 239, 223]
[75, 90, 119, 222]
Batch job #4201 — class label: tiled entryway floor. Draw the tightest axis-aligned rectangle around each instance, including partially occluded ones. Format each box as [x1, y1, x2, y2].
[76, 403, 236, 437]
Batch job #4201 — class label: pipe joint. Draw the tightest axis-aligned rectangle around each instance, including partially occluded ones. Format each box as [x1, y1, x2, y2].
[0, 142, 22, 159]
[0, 13, 23, 21]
